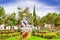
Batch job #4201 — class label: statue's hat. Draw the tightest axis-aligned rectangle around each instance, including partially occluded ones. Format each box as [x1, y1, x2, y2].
[23, 13, 26, 16]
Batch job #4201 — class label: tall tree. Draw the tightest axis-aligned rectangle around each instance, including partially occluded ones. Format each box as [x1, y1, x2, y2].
[33, 6, 37, 26]
[0, 6, 5, 17]
[0, 6, 6, 29]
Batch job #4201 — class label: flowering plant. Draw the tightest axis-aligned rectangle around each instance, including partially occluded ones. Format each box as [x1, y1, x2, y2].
[22, 32, 28, 38]
[20, 32, 31, 40]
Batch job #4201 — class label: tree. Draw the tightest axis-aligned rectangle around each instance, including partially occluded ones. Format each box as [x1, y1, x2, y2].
[0, 6, 5, 24]
[2, 14, 8, 29]
[0, 6, 5, 17]
[41, 13, 57, 24]
[55, 14, 60, 26]
[41, 13, 58, 27]
[6, 12, 16, 30]
[33, 6, 37, 26]
[17, 7, 32, 25]
[0, 6, 6, 29]
[23, 7, 32, 24]
[37, 16, 42, 26]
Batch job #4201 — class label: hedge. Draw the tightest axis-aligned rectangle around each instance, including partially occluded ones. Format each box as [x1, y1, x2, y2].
[0, 33, 20, 39]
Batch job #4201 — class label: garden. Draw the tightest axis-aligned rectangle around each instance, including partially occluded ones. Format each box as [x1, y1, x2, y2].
[0, 2, 60, 40]
[0, 29, 60, 40]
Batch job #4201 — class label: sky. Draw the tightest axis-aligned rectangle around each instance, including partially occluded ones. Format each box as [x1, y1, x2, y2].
[0, 0, 60, 17]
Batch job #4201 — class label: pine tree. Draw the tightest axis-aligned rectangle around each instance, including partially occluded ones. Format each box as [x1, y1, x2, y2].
[33, 5, 37, 26]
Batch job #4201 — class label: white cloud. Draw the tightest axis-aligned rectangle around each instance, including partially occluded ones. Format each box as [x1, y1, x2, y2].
[3, 0, 60, 17]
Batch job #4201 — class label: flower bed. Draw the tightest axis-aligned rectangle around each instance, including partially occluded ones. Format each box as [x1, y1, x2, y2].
[22, 32, 28, 38]
[43, 33, 57, 39]
[32, 32, 57, 39]
[0, 32, 20, 39]
[56, 32, 60, 36]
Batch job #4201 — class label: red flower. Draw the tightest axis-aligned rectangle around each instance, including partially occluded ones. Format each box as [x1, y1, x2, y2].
[22, 32, 28, 38]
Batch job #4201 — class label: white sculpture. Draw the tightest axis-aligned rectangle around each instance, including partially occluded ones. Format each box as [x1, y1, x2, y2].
[20, 14, 33, 32]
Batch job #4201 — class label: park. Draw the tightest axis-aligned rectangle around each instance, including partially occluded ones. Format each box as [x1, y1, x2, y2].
[0, 6, 60, 40]
[0, 0, 60, 40]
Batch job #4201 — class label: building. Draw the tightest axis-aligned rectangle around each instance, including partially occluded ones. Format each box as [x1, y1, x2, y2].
[44, 23, 55, 28]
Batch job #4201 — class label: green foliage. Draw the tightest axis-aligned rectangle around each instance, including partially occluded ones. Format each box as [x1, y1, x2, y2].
[41, 13, 57, 24]
[56, 32, 60, 36]
[32, 28, 37, 33]
[32, 36, 48, 40]
[0, 6, 60, 28]
[43, 32, 57, 39]
[33, 6, 37, 26]
[0, 6, 5, 17]
[0, 33, 20, 40]
[0, 6, 5, 25]
[18, 7, 32, 24]
[17, 28, 21, 32]
[5, 35, 20, 40]
[41, 13, 60, 27]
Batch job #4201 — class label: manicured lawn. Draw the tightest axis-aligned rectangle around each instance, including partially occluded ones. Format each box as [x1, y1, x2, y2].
[32, 36, 60, 40]
[5, 36, 48, 40]
[55, 36, 60, 40]
[32, 36, 48, 40]
[4, 35, 60, 40]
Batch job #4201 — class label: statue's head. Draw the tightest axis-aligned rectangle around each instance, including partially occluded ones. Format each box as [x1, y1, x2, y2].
[23, 13, 26, 17]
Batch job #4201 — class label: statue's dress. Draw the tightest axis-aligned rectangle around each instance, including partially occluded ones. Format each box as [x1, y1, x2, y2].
[20, 17, 31, 40]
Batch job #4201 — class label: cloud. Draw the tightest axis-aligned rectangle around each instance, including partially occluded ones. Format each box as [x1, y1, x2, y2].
[0, 0, 60, 17]
[37, 0, 60, 6]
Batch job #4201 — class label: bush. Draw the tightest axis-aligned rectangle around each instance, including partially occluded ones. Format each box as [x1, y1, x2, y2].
[32, 28, 37, 33]
[56, 32, 60, 36]
[17, 28, 21, 32]
[38, 32, 46, 37]
[43, 32, 57, 39]
[32, 32, 46, 37]
[0, 33, 20, 39]
[34, 32, 57, 39]
[5, 31, 9, 34]
[9, 30, 15, 33]
[32, 32, 39, 36]
[39, 32, 46, 35]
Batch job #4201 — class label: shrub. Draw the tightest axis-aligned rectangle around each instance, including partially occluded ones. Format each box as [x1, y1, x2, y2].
[32, 32, 39, 36]
[5, 31, 9, 34]
[56, 32, 60, 36]
[43, 32, 57, 39]
[0, 33, 20, 39]
[38, 33, 41, 37]
[38, 32, 46, 37]
[32, 28, 37, 33]
[32, 32, 46, 37]
[35, 32, 39, 36]
[9, 30, 15, 33]
[17, 28, 21, 32]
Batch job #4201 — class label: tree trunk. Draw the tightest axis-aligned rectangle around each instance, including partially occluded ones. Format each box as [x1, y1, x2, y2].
[10, 26, 12, 30]
[4, 26, 6, 30]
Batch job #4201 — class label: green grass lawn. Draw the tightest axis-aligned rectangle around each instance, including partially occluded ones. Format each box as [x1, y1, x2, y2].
[32, 36, 60, 40]
[4, 35, 60, 40]
[32, 36, 48, 40]
[5, 36, 48, 40]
